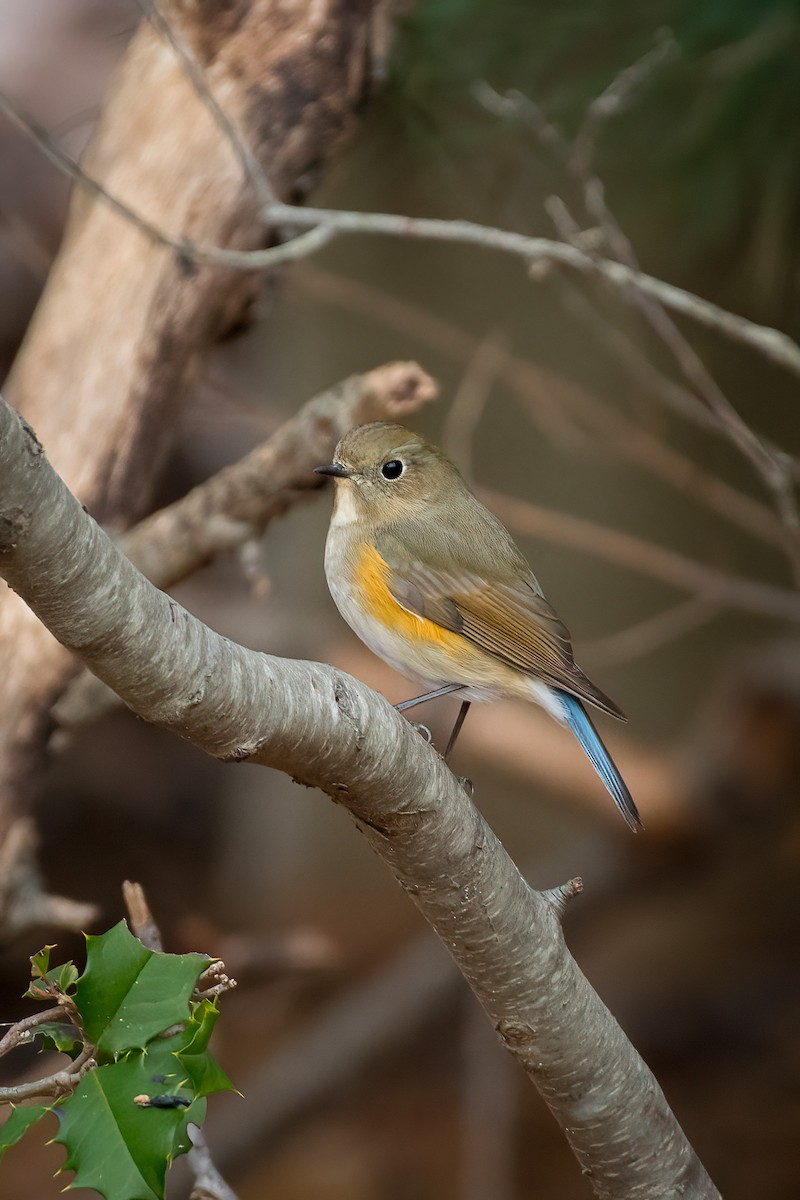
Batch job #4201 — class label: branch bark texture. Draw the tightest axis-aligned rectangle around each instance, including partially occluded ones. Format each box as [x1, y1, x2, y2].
[0, 395, 719, 1199]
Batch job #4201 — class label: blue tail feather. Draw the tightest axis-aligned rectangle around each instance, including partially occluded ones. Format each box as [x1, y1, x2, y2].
[559, 692, 642, 832]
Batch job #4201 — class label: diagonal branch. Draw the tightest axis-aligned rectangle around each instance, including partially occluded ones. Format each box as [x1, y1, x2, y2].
[0, 398, 719, 1198]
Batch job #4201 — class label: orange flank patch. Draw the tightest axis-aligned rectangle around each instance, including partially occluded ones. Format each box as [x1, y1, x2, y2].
[355, 544, 468, 655]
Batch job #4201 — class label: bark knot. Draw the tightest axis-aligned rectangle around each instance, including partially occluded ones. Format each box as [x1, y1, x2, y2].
[333, 675, 364, 745]
[0, 508, 30, 552]
[496, 1019, 537, 1048]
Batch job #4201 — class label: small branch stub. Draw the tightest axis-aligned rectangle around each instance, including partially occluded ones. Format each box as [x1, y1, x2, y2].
[545, 877, 584, 920]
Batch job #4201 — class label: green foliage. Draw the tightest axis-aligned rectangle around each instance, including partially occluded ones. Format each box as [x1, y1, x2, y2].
[34, 1020, 84, 1058]
[53, 1029, 217, 1200]
[1, 922, 234, 1200]
[176, 1000, 235, 1100]
[0, 1105, 52, 1159]
[75, 921, 208, 1058]
[25, 943, 79, 999]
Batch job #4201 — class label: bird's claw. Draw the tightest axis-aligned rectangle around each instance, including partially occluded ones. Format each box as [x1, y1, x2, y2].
[456, 775, 474, 797]
[410, 722, 433, 744]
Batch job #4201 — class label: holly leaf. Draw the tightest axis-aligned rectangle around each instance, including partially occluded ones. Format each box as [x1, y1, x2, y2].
[25, 946, 78, 1000]
[30, 945, 55, 977]
[33, 1020, 84, 1059]
[54, 1037, 195, 1200]
[74, 922, 207, 1058]
[175, 1001, 235, 1100]
[171, 1097, 206, 1159]
[0, 1104, 51, 1158]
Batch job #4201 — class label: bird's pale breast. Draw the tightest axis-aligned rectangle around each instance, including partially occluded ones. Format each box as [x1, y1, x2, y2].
[325, 529, 528, 698]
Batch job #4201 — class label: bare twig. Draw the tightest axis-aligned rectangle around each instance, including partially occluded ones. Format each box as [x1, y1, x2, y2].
[0, 1045, 94, 1103]
[268, 202, 800, 382]
[571, 30, 679, 175]
[480, 78, 800, 580]
[0, 1008, 65, 1058]
[0, 87, 331, 271]
[187, 1126, 241, 1200]
[481, 487, 800, 623]
[122, 879, 163, 952]
[3, 83, 798, 385]
[302, 269, 791, 560]
[581, 597, 720, 670]
[442, 331, 508, 480]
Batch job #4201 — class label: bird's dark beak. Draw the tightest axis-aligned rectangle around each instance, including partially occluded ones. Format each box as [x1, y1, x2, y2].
[314, 463, 350, 478]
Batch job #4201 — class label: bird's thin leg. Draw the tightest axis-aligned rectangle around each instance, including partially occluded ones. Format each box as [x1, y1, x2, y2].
[444, 700, 471, 761]
[395, 684, 465, 713]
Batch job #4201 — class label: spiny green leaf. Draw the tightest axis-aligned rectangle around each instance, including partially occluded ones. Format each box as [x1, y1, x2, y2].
[49, 962, 79, 994]
[74, 922, 207, 1058]
[30, 945, 55, 977]
[25, 946, 78, 1000]
[176, 1001, 235, 1100]
[171, 1097, 206, 1160]
[33, 1020, 84, 1059]
[54, 1039, 194, 1200]
[0, 1104, 52, 1158]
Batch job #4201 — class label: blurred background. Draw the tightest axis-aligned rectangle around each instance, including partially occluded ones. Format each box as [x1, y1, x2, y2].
[1, 0, 800, 1196]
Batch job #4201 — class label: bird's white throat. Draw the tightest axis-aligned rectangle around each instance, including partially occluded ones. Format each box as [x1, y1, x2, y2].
[330, 481, 360, 527]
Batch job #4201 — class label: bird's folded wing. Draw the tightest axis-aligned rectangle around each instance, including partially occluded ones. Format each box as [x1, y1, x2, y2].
[377, 534, 623, 718]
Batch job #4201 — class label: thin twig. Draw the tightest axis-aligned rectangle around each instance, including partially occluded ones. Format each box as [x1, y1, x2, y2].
[268, 201, 800, 380]
[122, 879, 163, 952]
[0, 87, 331, 270]
[581, 596, 720, 670]
[0, 1045, 94, 1103]
[188, 1126, 241, 1200]
[3, 83, 798, 385]
[481, 79, 800, 582]
[302, 269, 791, 559]
[481, 487, 800, 623]
[0, 1008, 65, 1058]
[441, 331, 509, 479]
[571, 30, 679, 175]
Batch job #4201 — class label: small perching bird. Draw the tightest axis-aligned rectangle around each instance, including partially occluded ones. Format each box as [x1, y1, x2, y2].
[316, 423, 641, 832]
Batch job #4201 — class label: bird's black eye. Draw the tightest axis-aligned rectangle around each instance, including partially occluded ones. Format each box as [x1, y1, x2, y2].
[381, 459, 404, 480]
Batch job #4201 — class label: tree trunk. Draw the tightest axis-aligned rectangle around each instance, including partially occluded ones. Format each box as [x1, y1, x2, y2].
[0, 0, 383, 828]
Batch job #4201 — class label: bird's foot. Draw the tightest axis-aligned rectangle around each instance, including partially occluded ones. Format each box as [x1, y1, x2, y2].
[456, 775, 474, 797]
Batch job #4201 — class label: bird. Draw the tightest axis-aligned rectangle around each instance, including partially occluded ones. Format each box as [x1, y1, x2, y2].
[315, 422, 641, 831]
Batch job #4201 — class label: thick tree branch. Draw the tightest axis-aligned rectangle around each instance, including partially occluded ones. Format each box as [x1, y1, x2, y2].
[0, 395, 719, 1197]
